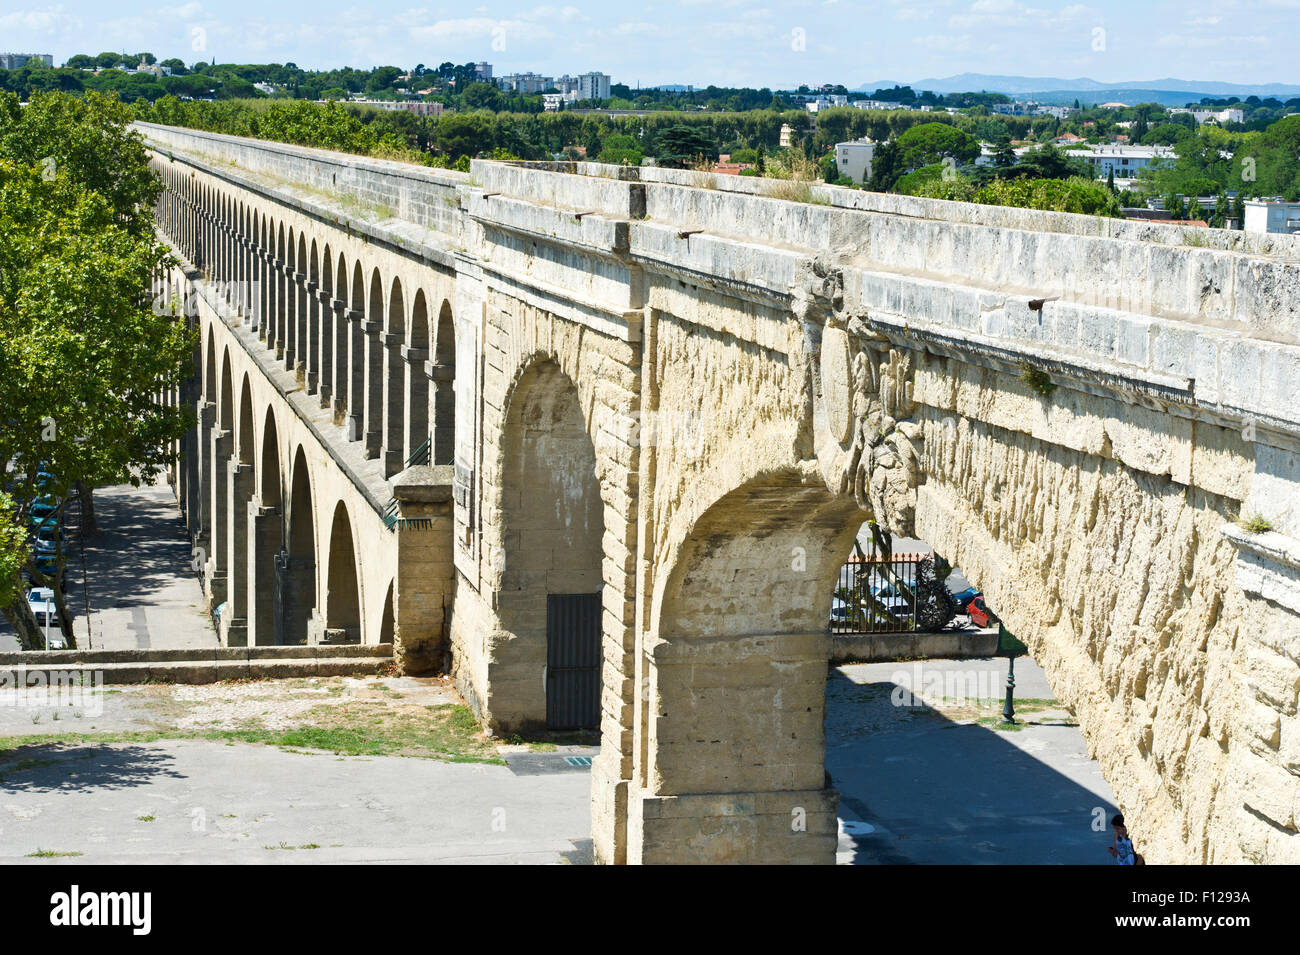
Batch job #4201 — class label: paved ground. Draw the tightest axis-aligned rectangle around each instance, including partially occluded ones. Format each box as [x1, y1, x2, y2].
[1, 480, 215, 652]
[0, 742, 594, 864]
[829, 657, 1119, 865]
[0, 675, 596, 864]
[1, 657, 1118, 864]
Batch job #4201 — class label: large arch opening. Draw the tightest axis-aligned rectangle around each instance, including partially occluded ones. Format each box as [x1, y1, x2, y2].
[432, 299, 456, 466]
[496, 359, 604, 733]
[293, 232, 308, 376]
[332, 253, 349, 420]
[364, 268, 385, 458]
[247, 409, 284, 645]
[318, 244, 334, 404]
[347, 262, 365, 442]
[307, 240, 320, 392]
[324, 501, 362, 644]
[283, 227, 297, 366]
[197, 326, 218, 555]
[224, 375, 257, 643]
[382, 277, 406, 476]
[633, 469, 865, 864]
[405, 290, 431, 462]
[210, 349, 235, 605]
[283, 446, 317, 645]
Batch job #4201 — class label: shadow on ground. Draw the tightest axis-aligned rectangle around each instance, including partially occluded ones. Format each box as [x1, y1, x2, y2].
[826, 667, 1118, 865]
[0, 743, 186, 793]
[81, 485, 199, 609]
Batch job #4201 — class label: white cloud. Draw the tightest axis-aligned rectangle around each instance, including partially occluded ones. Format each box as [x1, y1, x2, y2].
[0, 5, 79, 32]
[913, 32, 973, 51]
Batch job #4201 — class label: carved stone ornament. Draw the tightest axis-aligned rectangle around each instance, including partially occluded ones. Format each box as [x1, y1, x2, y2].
[821, 325, 853, 445]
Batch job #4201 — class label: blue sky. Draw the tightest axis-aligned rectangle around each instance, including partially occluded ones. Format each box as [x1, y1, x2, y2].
[3, 0, 1298, 88]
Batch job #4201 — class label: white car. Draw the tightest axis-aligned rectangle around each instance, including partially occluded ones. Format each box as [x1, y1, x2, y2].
[25, 587, 67, 647]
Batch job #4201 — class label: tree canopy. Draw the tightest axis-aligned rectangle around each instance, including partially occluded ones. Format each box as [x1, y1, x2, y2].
[0, 91, 193, 646]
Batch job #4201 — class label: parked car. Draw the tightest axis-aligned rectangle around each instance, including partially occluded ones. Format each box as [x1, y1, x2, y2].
[950, 586, 980, 613]
[28, 495, 59, 523]
[968, 595, 999, 629]
[869, 581, 910, 614]
[26, 587, 65, 645]
[32, 522, 63, 550]
[829, 597, 859, 629]
[31, 552, 59, 579]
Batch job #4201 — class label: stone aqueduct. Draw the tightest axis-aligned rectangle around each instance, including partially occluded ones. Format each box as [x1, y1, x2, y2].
[142, 123, 1300, 865]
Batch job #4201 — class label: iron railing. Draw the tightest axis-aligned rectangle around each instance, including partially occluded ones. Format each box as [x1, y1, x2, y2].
[405, 436, 432, 468]
[381, 497, 400, 531]
[830, 547, 928, 634]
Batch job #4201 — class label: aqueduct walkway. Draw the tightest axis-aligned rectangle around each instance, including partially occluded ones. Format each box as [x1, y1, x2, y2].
[143, 122, 1300, 864]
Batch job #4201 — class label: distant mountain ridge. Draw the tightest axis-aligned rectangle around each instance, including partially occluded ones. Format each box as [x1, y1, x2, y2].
[856, 73, 1300, 101]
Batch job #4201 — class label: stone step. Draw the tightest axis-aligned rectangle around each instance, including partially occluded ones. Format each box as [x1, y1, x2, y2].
[1, 653, 394, 686]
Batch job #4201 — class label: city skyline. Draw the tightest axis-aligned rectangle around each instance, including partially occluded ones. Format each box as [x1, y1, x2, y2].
[3, 0, 1300, 90]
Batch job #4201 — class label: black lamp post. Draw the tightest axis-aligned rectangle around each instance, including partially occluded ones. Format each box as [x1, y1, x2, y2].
[996, 622, 1028, 724]
[1002, 653, 1017, 724]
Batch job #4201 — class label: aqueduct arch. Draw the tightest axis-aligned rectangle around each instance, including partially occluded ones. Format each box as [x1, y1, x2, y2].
[284, 446, 316, 646]
[432, 300, 456, 466]
[383, 278, 406, 476]
[324, 501, 362, 644]
[492, 357, 606, 734]
[405, 290, 431, 462]
[247, 409, 284, 646]
[634, 468, 866, 863]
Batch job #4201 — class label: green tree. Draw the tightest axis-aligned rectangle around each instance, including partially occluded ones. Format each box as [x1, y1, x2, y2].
[921, 175, 1122, 216]
[366, 66, 402, 93]
[461, 82, 503, 111]
[597, 133, 643, 166]
[654, 124, 718, 167]
[894, 122, 979, 171]
[1142, 122, 1193, 146]
[867, 139, 903, 190]
[0, 91, 193, 646]
[433, 111, 496, 160]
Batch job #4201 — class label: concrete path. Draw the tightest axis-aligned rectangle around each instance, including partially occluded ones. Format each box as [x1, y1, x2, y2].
[829, 657, 1120, 865]
[0, 740, 594, 864]
[1, 480, 215, 652]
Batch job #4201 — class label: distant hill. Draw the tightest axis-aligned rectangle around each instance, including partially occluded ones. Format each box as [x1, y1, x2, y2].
[855, 73, 1300, 102]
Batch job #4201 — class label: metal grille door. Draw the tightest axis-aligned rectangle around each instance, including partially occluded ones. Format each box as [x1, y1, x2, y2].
[546, 593, 602, 730]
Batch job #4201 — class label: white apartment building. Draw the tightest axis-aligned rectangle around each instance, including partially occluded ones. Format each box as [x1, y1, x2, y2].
[498, 72, 552, 94]
[474, 62, 492, 81]
[853, 99, 909, 111]
[834, 137, 876, 184]
[543, 91, 579, 112]
[1244, 199, 1300, 236]
[577, 72, 611, 101]
[804, 94, 849, 113]
[348, 99, 445, 118]
[1076, 144, 1176, 179]
[1169, 107, 1246, 125]
[501, 70, 610, 100]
